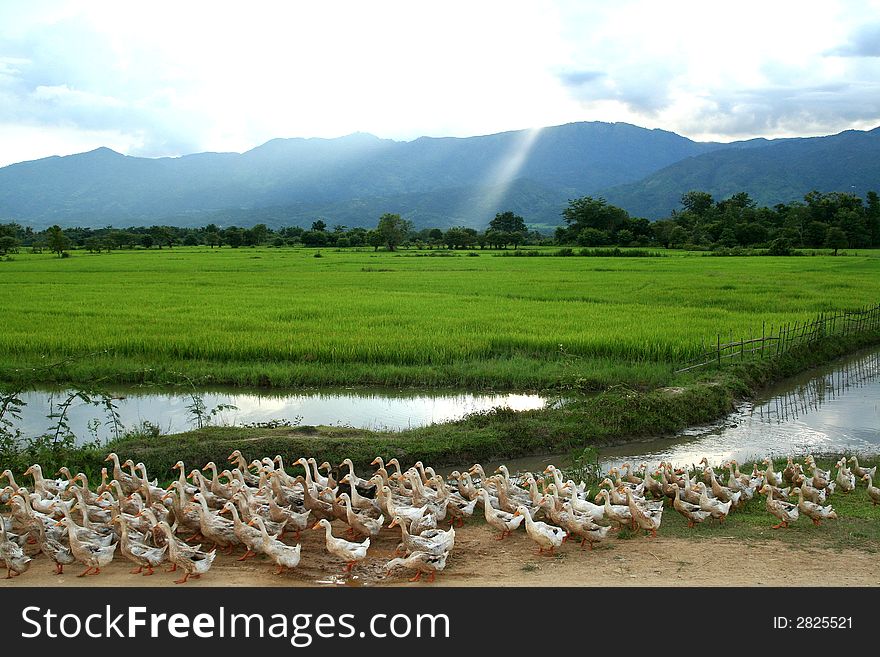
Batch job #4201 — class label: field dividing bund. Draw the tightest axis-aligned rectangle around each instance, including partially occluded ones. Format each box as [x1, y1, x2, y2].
[2, 247, 880, 389]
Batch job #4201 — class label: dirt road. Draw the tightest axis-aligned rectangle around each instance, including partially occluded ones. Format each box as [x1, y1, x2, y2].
[3, 519, 878, 587]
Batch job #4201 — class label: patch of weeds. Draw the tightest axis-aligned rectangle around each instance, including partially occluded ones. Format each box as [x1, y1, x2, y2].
[616, 526, 635, 540]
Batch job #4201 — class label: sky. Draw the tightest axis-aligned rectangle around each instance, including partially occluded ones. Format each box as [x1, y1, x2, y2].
[1, 0, 879, 167]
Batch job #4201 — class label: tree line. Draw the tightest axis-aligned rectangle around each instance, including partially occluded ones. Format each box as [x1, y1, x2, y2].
[555, 190, 880, 253]
[2, 189, 878, 257]
[0, 211, 545, 255]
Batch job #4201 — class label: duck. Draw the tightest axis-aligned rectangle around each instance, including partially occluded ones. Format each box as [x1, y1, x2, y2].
[191, 492, 241, 552]
[339, 475, 380, 514]
[514, 505, 566, 555]
[672, 484, 712, 528]
[794, 474, 827, 505]
[219, 501, 266, 561]
[625, 489, 663, 537]
[849, 457, 876, 481]
[312, 519, 370, 572]
[804, 455, 831, 488]
[110, 516, 166, 575]
[621, 462, 645, 485]
[1, 518, 32, 578]
[338, 493, 384, 537]
[693, 482, 732, 521]
[762, 458, 784, 487]
[641, 468, 665, 500]
[451, 471, 479, 501]
[794, 486, 837, 527]
[385, 550, 449, 583]
[782, 457, 799, 485]
[265, 497, 311, 540]
[478, 489, 524, 539]
[104, 453, 138, 494]
[834, 459, 856, 492]
[389, 515, 455, 556]
[248, 517, 302, 575]
[562, 484, 606, 520]
[55, 517, 117, 577]
[705, 468, 743, 507]
[863, 474, 880, 505]
[559, 501, 611, 550]
[338, 458, 374, 493]
[760, 485, 799, 529]
[23, 464, 67, 498]
[31, 519, 75, 574]
[596, 478, 628, 506]
[442, 494, 479, 528]
[596, 489, 632, 529]
[156, 521, 216, 584]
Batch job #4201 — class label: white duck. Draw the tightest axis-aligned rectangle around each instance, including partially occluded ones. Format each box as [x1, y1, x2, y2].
[56, 517, 117, 577]
[1, 518, 32, 578]
[389, 516, 455, 556]
[560, 501, 611, 549]
[794, 487, 837, 526]
[385, 550, 449, 583]
[514, 504, 566, 554]
[249, 517, 302, 575]
[834, 458, 856, 492]
[693, 482, 732, 521]
[479, 489, 524, 539]
[312, 519, 370, 572]
[156, 521, 216, 584]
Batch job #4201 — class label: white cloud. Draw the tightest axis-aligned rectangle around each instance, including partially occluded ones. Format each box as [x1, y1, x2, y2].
[0, 0, 878, 165]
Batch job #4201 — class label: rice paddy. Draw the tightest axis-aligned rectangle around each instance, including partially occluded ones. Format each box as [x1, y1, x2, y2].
[1, 247, 879, 389]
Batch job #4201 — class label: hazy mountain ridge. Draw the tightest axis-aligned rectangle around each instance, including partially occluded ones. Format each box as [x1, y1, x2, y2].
[601, 127, 880, 217]
[0, 122, 877, 229]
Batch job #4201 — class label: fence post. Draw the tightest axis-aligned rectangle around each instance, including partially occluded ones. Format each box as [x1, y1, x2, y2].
[761, 321, 766, 357]
[717, 334, 721, 366]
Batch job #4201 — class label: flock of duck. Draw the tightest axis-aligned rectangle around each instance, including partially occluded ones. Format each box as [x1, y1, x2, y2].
[1, 451, 878, 584]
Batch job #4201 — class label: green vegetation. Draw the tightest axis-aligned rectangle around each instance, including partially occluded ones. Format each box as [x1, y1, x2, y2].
[557, 189, 880, 251]
[2, 247, 879, 391]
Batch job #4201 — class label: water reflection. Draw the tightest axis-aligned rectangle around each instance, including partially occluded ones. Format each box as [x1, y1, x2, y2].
[456, 348, 880, 475]
[12, 387, 550, 443]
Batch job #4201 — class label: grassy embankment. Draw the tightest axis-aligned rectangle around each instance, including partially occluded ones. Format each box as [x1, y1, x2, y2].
[1, 247, 880, 477]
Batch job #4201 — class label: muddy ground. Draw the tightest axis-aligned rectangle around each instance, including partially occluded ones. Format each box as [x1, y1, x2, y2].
[3, 518, 879, 587]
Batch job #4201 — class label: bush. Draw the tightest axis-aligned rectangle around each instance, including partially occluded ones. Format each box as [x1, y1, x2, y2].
[766, 237, 793, 256]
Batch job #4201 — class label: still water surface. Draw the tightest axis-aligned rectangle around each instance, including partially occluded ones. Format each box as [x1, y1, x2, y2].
[461, 347, 880, 474]
[15, 387, 550, 441]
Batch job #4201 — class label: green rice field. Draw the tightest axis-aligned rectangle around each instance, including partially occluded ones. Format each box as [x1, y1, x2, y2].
[1, 247, 879, 389]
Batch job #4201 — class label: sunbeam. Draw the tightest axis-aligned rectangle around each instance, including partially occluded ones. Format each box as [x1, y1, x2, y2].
[457, 125, 543, 226]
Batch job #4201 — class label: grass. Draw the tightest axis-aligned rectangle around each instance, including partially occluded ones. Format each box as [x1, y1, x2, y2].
[1, 246, 879, 389]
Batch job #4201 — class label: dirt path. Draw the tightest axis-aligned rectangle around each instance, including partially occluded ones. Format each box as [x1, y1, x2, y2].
[4, 520, 879, 587]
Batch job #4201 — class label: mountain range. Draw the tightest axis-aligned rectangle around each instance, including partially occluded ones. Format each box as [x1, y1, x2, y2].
[1, 121, 878, 230]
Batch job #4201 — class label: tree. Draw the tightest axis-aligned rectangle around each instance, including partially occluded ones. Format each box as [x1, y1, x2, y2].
[668, 226, 689, 249]
[824, 226, 848, 255]
[804, 221, 829, 248]
[376, 213, 412, 251]
[47, 225, 70, 256]
[311, 219, 327, 232]
[223, 226, 244, 248]
[680, 191, 715, 217]
[560, 197, 629, 242]
[0, 235, 19, 255]
[576, 227, 609, 247]
[300, 230, 328, 247]
[366, 230, 384, 251]
[488, 211, 528, 248]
